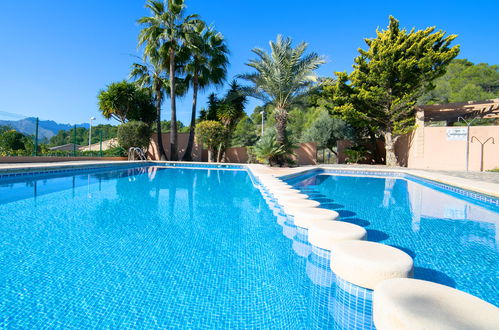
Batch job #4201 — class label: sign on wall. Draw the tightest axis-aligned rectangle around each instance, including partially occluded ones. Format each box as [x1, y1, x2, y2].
[446, 127, 467, 141]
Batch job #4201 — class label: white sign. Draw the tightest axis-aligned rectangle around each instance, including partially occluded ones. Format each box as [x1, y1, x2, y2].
[446, 127, 467, 141]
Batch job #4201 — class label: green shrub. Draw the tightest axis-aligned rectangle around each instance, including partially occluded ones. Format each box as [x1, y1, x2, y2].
[117, 121, 152, 151]
[195, 120, 225, 162]
[102, 146, 127, 157]
[246, 146, 258, 164]
[344, 146, 368, 164]
[0, 130, 25, 152]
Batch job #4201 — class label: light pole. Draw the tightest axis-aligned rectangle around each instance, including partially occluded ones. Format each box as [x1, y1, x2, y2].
[457, 116, 477, 172]
[88, 117, 96, 151]
[260, 111, 265, 137]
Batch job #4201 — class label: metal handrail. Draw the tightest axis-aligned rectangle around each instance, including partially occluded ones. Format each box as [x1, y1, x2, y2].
[128, 147, 147, 161]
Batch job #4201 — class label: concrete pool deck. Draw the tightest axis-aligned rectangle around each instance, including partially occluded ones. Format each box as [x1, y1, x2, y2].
[0, 160, 498, 198]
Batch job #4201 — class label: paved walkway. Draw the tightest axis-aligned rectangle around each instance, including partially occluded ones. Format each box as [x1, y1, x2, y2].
[434, 170, 499, 184]
[319, 164, 499, 184]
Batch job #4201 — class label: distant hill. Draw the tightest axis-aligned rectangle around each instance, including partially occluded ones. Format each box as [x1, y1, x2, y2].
[0, 117, 89, 140]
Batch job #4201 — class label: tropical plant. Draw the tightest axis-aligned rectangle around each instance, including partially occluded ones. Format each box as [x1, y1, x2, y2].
[117, 121, 152, 151]
[332, 16, 459, 166]
[195, 120, 224, 162]
[253, 129, 287, 166]
[182, 23, 229, 161]
[137, 0, 199, 161]
[97, 81, 156, 124]
[240, 35, 325, 165]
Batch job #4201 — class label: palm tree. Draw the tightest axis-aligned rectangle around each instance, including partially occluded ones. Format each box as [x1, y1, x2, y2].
[240, 35, 325, 150]
[130, 57, 169, 160]
[138, 0, 199, 161]
[182, 23, 229, 161]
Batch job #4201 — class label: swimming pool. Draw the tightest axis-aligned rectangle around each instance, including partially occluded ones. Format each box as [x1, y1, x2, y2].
[285, 169, 499, 306]
[1, 164, 497, 328]
[0, 165, 341, 328]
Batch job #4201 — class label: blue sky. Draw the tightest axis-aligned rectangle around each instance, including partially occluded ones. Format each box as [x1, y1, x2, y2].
[0, 0, 498, 126]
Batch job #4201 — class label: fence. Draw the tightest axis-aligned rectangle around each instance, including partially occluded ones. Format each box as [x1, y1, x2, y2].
[400, 125, 499, 171]
[0, 116, 125, 160]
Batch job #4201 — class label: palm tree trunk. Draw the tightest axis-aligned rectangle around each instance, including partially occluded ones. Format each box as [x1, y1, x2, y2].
[274, 107, 288, 167]
[182, 72, 198, 161]
[169, 48, 179, 161]
[155, 90, 167, 160]
[275, 107, 287, 145]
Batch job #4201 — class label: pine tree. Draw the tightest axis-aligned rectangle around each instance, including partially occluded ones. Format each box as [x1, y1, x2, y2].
[333, 16, 459, 166]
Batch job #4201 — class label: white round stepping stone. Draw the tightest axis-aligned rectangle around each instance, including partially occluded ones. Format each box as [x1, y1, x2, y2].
[262, 180, 290, 187]
[293, 208, 339, 229]
[270, 187, 300, 195]
[373, 278, 499, 330]
[259, 177, 281, 182]
[275, 193, 309, 203]
[281, 199, 321, 215]
[308, 221, 367, 251]
[330, 240, 413, 290]
[281, 196, 321, 210]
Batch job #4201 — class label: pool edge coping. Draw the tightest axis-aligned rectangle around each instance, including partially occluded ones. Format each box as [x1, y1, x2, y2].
[1, 161, 498, 199]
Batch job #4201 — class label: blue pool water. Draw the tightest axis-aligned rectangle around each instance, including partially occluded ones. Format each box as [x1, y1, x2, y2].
[287, 170, 499, 306]
[1, 165, 497, 328]
[1, 166, 344, 328]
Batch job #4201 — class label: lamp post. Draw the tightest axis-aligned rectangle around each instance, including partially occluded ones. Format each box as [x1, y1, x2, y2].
[457, 116, 478, 172]
[260, 111, 265, 137]
[88, 117, 96, 151]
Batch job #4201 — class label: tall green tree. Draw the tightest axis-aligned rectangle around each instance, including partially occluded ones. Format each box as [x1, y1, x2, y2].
[137, 0, 199, 161]
[231, 116, 258, 147]
[199, 93, 220, 121]
[333, 16, 459, 166]
[97, 81, 156, 124]
[215, 81, 246, 161]
[182, 23, 229, 161]
[240, 35, 325, 164]
[420, 59, 499, 104]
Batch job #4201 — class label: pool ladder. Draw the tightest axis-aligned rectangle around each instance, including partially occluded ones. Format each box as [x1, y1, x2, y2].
[128, 147, 147, 161]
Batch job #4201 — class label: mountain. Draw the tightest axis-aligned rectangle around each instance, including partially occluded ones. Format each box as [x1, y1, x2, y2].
[0, 117, 89, 140]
